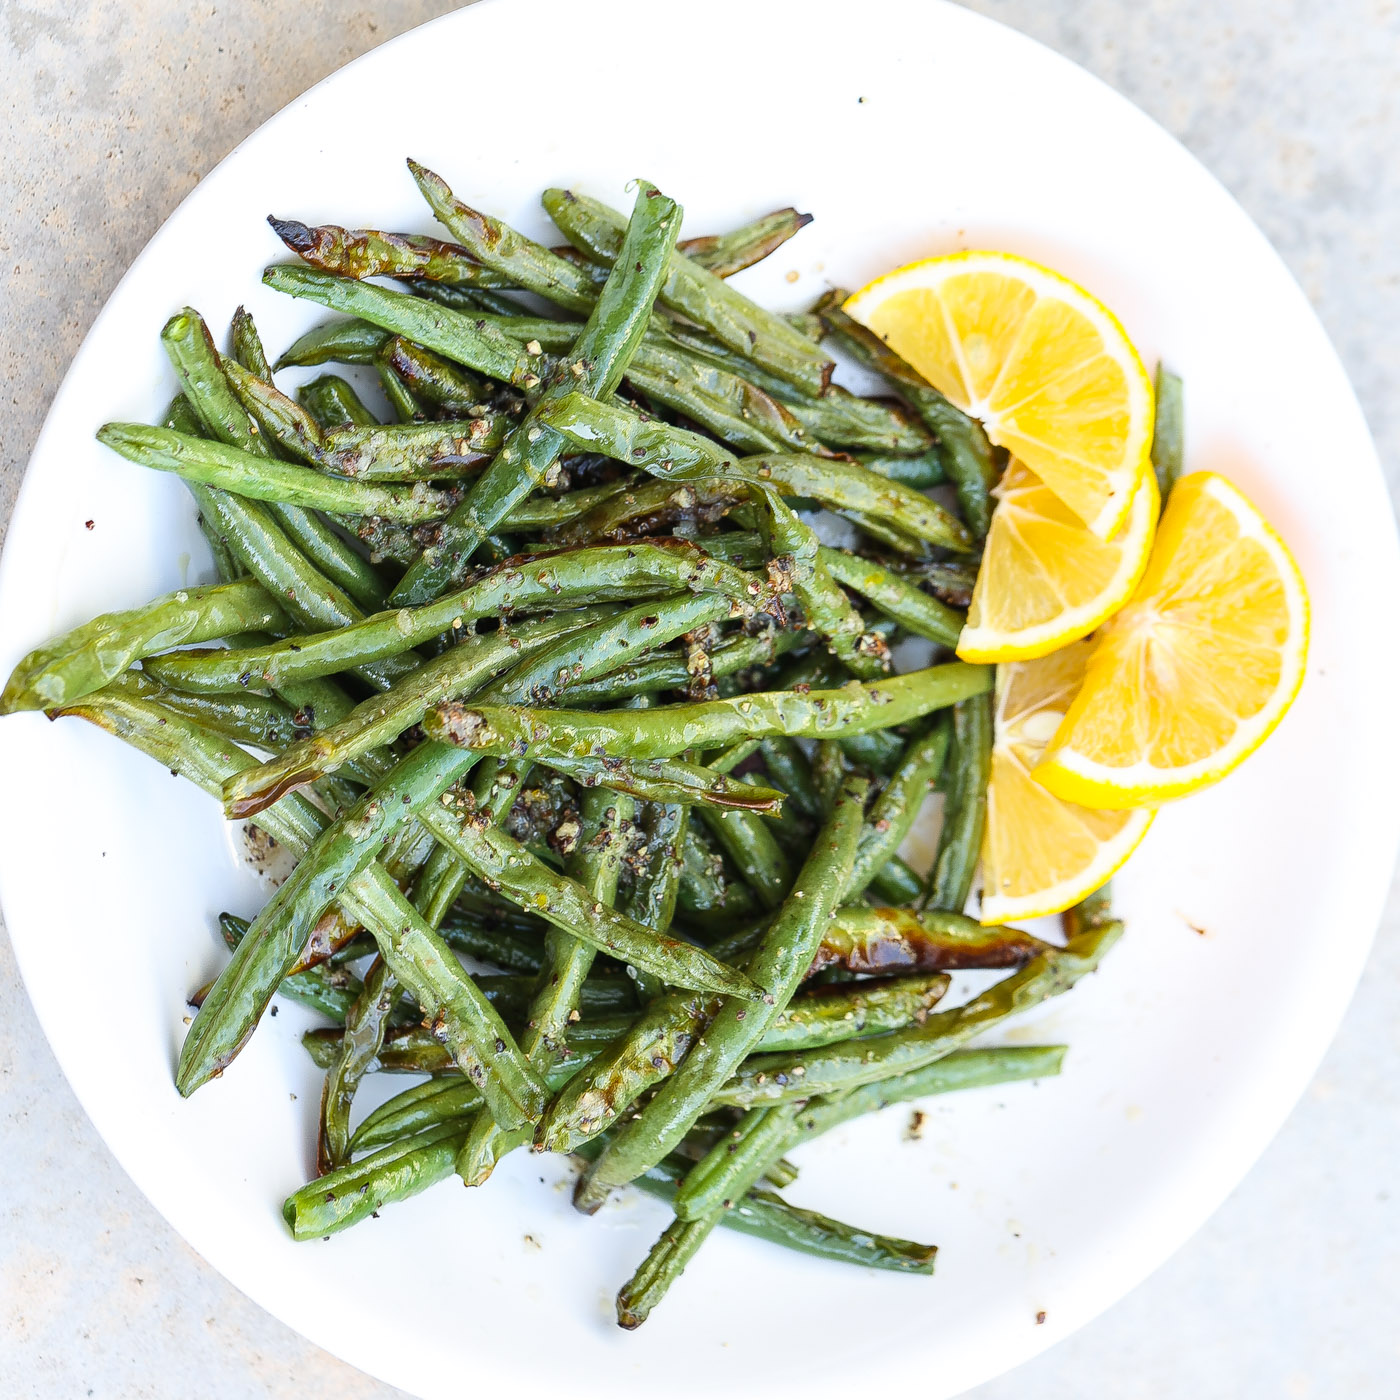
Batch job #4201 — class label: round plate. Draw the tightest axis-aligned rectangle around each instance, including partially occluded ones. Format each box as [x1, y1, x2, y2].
[1, 2, 1394, 1396]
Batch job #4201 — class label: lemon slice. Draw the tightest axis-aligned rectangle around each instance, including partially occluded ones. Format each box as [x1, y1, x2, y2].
[957, 458, 1158, 664]
[981, 642, 1154, 924]
[1035, 472, 1309, 809]
[844, 251, 1154, 538]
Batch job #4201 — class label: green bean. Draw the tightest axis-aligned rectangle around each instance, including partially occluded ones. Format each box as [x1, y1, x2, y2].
[615, 1210, 722, 1327]
[538, 753, 781, 813]
[757, 736, 823, 822]
[165, 310, 380, 624]
[535, 920, 756, 1155]
[811, 739, 845, 815]
[315, 418, 505, 481]
[906, 559, 979, 608]
[98, 424, 462, 523]
[163, 391, 207, 439]
[856, 449, 945, 489]
[756, 973, 949, 1050]
[416, 802, 757, 1002]
[230, 303, 273, 378]
[574, 775, 867, 1202]
[627, 337, 820, 455]
[351, 1051, 596, 1152]
[866, 857, 925, 905]
[764, 650, 908, 775]
[663, 322, 930, 451]
[819, 295, 999, 538]
[751, 486, 887, 680]
[817, 907, 1049, 974]
[1151, 365, 1184, 498]
[383, 337, 490, 414]
[411, 169, 808, 310]
[352, 1078, 487, 1151]
[604, 1146, 937, 1275]
[162, 307, 265, 453]
[221, 360, 392, 610]
[676, 207, 812, 277]
[543, 188, 834, 398]
[818, 548, 964, 648]
[672, 1100, 801, 1222]
[659, 323, 934, 454]
[786, 1045, 1067, 1157]
[182, 766, 509, 1088]
[376, 359, 426, 423]
[222, 590, 741, 1074]
[455, 785, 633, 1185]
[675, 824, 760, 922]
[548, 476, 748, 545]
[0, 579, 282, 713]
[222, 356, 325, 463]
[668, 899, 1030, 983]
[389, 179, 680, 603]
[316, 963, 945, 1073]
[297, 375, 379, 429]
[710, 918, 1122, 1108]
[56, 690, 542, 1120]
[781, 386, 934, 454]
[424, 661, 991, 764]
[263, 263, 545, 388]
[195, 506, 244, 583]
[273, 506, 391, 612]
[332, 868, 550, 1127]
[559, 619, 802, 709]
[204, 912, 367, 1024]
[317, 955, 397, 1173]
[286, 1114, 934, 1260]
[182, 320, 390, 628]
[621, 794, 686, 1001]
[573, 969, 948, 1061]
[412, 280, 543, 316]
[845, 718, 949, 899]
[268, 216, 516, 288]
[221, 609, 604, 813]
[1063, 881, 1117, 937]
[484, 592, 765, 710]
[695, 785, 792, 911]
[301, 973, 634, 1067]
[695, 531, 765, 570]
[501, 480, 630, 531]
[109, 671, 312, 752]
[277, 318, 390, 370]
[438, 913, 546, 974]
[146, 542, 756, 695]
[283, 1122, 465, 1239]
[409, 161, 600, 314]
[924, 691, 993, 913]
[532, 392, 972, 551]
[717, 1186, 936, 1273]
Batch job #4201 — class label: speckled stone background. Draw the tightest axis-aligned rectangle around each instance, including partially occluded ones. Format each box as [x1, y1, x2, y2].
[2, 2, 1397, 1396]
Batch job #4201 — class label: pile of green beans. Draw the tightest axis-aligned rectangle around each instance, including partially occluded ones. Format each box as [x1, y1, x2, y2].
[0, 163, 1139, 1329]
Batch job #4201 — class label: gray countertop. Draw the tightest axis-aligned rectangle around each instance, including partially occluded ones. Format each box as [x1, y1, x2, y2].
[2, 3, 1396, 1396]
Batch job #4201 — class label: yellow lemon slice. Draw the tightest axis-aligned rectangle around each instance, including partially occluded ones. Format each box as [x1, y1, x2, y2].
[981, 642, 1154, 924]
[1035, 472, 1309, 808]
[844, 251, 1154, 538]
[957, 458, 1159, 664]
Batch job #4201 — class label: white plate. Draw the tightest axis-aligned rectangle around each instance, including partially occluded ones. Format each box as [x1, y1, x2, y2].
[1, 2, 1395, 1396]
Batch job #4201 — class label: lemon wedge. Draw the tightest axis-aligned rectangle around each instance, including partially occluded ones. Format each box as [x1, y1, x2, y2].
[844, 251, 1154, 538]
[1035, 472, 1309, 808]
[957, 458, 1158, 663]
[981, 642, 1155, 924]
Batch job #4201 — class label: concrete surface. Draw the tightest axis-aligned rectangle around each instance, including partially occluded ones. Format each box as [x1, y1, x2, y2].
[2, 2, 1397, 1396]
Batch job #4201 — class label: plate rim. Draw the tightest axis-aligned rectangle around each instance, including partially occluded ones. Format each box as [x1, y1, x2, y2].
[2, 1, 1397, 1396]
